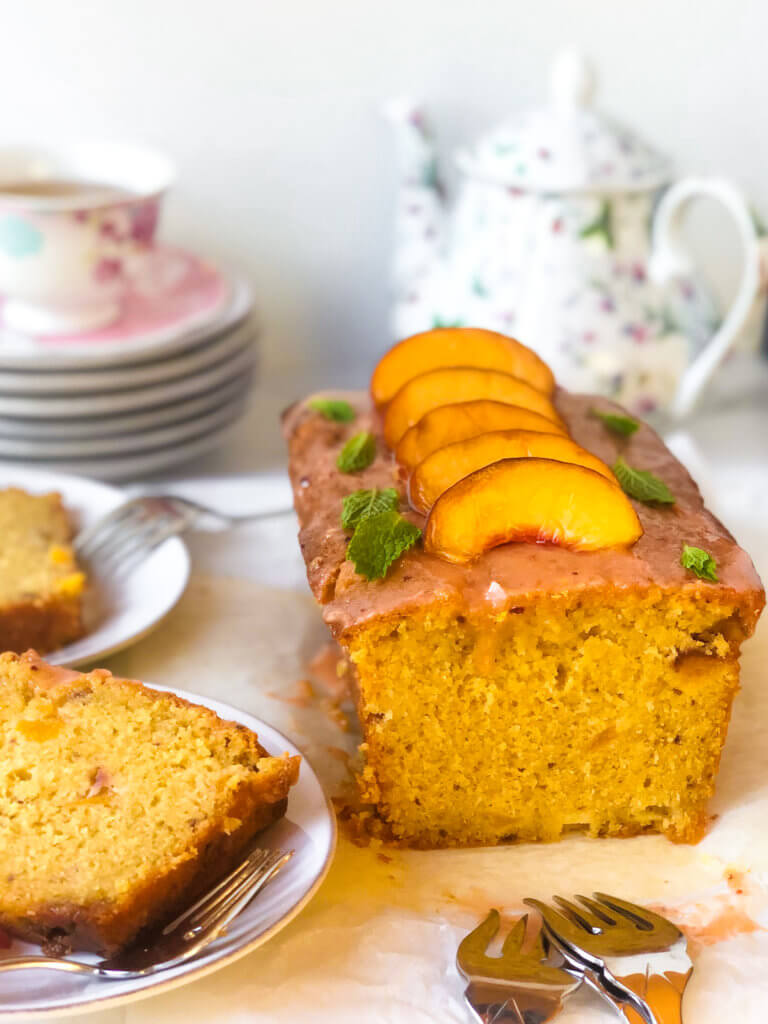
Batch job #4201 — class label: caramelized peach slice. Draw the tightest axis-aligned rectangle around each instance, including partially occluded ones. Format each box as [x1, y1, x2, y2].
[396, 400, 569, 472]
[408, 430, 615, 514]
[383, 367, 564, 449]
[371, 327, 555, 405]
[425, 458, 643, 563]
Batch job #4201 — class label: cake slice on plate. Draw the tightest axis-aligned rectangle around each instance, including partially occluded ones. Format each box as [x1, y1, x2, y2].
[0, 488, 86, 655]
[0, 651, 299, 954]
[284, 327, 764, 848]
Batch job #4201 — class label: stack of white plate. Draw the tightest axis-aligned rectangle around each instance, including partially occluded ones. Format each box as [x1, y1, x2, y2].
[0, 250, 255, 480]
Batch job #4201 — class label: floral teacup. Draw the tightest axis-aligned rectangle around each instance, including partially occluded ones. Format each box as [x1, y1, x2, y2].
[0, 143, 174, 335]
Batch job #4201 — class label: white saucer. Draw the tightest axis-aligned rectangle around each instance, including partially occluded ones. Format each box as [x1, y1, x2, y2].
[0, 320, 255, 395]
[0, 374, 250, 440]
[0, 267, 252, 371]
[0, 342, 256, 418]
[0, 407, 249, 481]
[0, 384, 250, 458]
[0, 688, 336, 1019]
[0, 467, 190, 666]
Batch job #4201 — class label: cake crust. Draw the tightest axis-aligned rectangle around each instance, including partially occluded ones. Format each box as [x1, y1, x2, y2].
[284, 390, 764, 636]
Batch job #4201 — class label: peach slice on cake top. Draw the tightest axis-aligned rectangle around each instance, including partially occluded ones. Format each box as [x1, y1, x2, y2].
[395, 400, 568, 472]
[383, 367, 564, 449]
[408, 430, 616, 515]
[424, 458, 643, 564]
[370, 327, 555, 405]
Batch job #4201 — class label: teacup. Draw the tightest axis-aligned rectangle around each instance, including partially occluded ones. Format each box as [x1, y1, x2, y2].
[0, 143, 175, 335]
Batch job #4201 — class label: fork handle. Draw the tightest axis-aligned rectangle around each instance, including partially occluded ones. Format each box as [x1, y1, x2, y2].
[0, 956, 97, 976]
[191, 506, 294, 531]
[580, 969, 660, 1024]
[615, 971, 687, 1024]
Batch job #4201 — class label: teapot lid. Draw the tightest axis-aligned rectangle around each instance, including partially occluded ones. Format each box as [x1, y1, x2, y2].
[456, 51, 672, 192]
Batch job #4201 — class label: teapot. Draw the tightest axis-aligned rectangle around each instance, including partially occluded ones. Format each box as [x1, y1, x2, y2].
[385, 52, 760, 417]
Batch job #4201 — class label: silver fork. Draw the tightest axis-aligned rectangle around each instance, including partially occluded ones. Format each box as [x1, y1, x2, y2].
[524, 892, 693, 1024]
[456, 908, 582, 1024]
[75, 494, 292, 576]
[0, 847, 293, 979]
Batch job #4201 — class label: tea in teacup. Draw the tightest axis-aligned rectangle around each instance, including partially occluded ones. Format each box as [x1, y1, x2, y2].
[0, 179, 135, 200]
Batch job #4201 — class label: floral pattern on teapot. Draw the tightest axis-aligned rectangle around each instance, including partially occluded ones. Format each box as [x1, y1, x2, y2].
[385, 53, 759, 418]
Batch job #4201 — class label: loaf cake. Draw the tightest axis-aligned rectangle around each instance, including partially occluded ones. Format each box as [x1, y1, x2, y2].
[285, 328, 764, 848]
[0, 488, 86, 654]
[0, 651, 299, 954]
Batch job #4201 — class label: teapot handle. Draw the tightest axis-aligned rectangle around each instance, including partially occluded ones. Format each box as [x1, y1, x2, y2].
[649, 177, 760, 419]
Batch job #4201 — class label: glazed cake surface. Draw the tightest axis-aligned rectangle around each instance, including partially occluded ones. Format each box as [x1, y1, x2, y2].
[285, 390, 764, 847]
[0, 651, 299, 954]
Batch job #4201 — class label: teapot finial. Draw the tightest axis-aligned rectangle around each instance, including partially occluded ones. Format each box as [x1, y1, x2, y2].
[550, 49, 595, 112]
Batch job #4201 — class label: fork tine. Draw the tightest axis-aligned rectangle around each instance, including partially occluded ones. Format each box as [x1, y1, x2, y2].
[592, 893, 677, 934]
[526, 919, 550, 963]
[523, 898, 602, 955]
[185, 850, 276, 932]
[92, 518, 157, 571]
[457, 909, 500, 971]
[500, 914, 527, 958]
[97, 518, 177, 576]
[162, 848, 271, 936]
[552, 896, 604, 935]
[189, 850, 292, 935]
[78, 516, 145, 566]
[75, 501, 145, 559]
[574, 895, 618, 926]
[99, 512, 187, 577]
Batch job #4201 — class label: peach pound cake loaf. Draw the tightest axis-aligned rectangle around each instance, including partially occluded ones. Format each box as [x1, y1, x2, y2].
[0, 651, 299, 954]
[285, 328, 764, 849]
[0, 488, 86, 654]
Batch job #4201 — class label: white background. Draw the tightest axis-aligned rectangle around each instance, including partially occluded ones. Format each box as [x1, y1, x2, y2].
[1, 0, 766, 375]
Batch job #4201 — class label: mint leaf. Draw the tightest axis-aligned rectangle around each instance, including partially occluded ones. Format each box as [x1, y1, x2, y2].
[308, 397, 355, 423]
[579, 199, 614, 248]
[681, 544, 718, 582]
[341, 488, 399, 531]
[337, 431, 376, 473]
[347, 509, 421, 580]
[613, 457, 675, 505]
[591, 407, 639, 437]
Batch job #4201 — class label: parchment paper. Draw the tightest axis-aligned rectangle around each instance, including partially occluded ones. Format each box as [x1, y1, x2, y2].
[90, 504, 768, 1024]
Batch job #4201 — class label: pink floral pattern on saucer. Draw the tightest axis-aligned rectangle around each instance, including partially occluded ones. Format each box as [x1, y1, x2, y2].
[0, 246, 229, 347]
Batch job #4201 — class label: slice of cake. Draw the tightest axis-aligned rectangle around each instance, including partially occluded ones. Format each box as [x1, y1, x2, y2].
[284, 328, 764, 848]
[0, 488, 86, 654]
[0, 651, 299, 954]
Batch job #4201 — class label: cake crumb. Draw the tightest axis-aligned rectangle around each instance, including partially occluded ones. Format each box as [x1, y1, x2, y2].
[308, 643, 349, 700]
[267, 679, 315, 707]
[326, 745, 353, 767]
[321, 697, 351, 732]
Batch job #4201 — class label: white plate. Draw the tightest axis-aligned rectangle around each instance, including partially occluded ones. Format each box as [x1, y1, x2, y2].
[0, 374, 250, 440]
[0, 321, 255, 395]
[0, 384, 251, 458]
[0, 467, 189, 666]
[0, 273, 253, 371]
[0, 343, 256, 419]
[0, 687, 336, 1019]
[0, 408, 248, 481]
